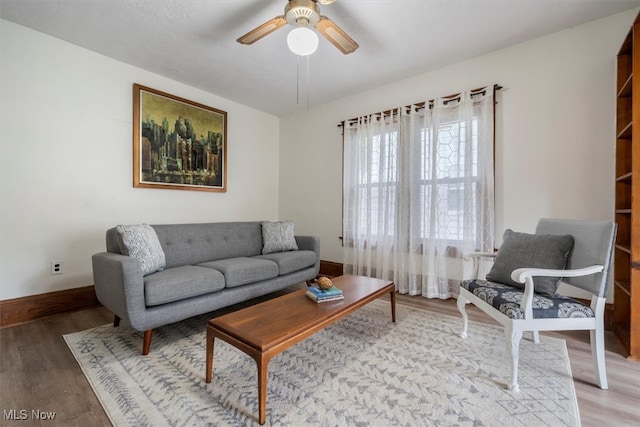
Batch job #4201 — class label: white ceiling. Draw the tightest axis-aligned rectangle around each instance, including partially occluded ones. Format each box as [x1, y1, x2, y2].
[1, 0, 639, 116]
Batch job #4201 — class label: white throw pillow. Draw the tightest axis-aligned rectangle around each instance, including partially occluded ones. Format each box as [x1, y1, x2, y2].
[261, 221, 298, 255]
[116, 224, 166, 275]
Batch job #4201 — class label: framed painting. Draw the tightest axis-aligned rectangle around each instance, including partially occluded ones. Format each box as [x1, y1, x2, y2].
[133, 83, 227, 192]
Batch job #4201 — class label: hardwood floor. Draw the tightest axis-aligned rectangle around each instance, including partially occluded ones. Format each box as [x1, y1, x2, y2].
[1, 306, 113, 426]
[1, 292, 639, 426]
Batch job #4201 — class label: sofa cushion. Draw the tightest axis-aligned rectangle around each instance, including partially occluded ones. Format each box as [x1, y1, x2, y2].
[486, 229, 574, 296]
[116, 224, 166, 276]
[261, 221, 298, 255]
[254, 250, 317, 275]
[151, 222, 264, 269]
[198, 257, 278, 288]
[144, 265, 225, 307]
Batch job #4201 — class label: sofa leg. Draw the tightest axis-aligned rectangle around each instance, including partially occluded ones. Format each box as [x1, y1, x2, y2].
[142, 330, 153, 356]
[113, 315, 120, 327]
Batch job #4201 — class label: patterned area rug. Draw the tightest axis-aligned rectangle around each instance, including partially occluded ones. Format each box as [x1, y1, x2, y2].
[64, 299, 579, 426]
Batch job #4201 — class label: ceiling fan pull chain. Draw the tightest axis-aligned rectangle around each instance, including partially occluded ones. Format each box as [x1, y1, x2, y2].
[296, 54, 300, 105]
[306, 55, 310, 112]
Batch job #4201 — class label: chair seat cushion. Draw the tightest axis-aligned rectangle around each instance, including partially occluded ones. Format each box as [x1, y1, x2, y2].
[460, 279, 594, 319]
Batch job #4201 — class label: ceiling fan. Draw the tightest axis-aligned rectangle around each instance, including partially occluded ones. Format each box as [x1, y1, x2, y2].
[237, 0, 359, 55]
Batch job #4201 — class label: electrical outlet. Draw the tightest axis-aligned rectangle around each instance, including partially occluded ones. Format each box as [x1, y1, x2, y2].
[51, 261, 63, 275]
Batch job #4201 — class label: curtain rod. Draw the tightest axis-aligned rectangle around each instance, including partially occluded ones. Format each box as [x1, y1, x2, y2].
[337, 84, 503, 128]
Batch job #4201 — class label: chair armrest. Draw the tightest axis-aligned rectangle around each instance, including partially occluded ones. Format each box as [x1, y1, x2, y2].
[510, 265, 604, 320]
[463, 252, 497, 261]
[510, 265, 604, 283]
[464, 252, 496, 280]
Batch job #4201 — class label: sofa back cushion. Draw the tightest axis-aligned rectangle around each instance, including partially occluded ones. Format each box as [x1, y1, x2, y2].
[107, 222, 264, 268]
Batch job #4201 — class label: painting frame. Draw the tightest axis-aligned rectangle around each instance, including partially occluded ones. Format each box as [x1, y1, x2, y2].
[133, 83, 227, 192]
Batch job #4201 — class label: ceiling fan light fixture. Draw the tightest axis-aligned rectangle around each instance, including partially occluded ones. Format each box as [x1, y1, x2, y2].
[287, 25, 319, 56]
[237, 0, 358, 55]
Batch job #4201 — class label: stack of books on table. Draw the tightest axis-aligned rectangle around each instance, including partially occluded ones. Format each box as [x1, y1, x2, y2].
[306, 285, 344, 303]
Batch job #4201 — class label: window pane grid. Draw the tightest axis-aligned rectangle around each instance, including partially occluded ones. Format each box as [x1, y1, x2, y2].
[356, 118, 481, 243]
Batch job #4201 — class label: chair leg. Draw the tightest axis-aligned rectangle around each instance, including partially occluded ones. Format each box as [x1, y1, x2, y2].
[505, 325, 523, 392]
[142, 330, 153, 356]
[530, 330, 540, 344]
[113, 315, 120, 327]
[590, 325, 608, 389]
[456, 294, 469, 339]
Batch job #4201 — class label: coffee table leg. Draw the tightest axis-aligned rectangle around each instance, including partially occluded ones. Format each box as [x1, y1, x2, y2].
[390, 289, 396, 322]
[205, 327, 214, 383]
[257, 355, 268, 425]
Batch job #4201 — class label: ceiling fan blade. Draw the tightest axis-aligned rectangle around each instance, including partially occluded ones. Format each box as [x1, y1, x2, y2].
[316, 16, 359, 54]
[237, 16, 287, 45]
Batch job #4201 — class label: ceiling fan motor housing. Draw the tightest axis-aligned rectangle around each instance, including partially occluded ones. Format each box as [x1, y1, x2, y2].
[236, 0, 357, 55]
[285, 0, 321, 27]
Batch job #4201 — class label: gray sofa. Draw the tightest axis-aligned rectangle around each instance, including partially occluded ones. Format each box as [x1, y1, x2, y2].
[92, 221, 320, 354]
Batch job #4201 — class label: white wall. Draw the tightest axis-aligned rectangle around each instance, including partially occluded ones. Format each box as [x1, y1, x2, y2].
[0, 20, 280, 300]
[279, 10, 638, 299]
[3, 10, 635, 301]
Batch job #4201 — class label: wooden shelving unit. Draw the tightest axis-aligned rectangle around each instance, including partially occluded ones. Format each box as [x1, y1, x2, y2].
[614, 13, 640, 361]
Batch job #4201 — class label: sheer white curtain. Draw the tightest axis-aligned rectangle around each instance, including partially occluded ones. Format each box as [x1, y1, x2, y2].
[343, 89, 495, 298]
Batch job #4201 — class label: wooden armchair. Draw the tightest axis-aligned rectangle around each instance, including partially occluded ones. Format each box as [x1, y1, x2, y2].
[457, 218, 616, 392]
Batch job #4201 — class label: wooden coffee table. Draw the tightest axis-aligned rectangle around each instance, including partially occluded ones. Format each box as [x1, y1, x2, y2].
[205, 274, 395, 425]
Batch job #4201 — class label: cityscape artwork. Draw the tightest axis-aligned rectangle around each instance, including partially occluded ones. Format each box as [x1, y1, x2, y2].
[133, 84, 227, 192]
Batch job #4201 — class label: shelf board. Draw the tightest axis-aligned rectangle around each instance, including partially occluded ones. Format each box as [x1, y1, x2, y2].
[617, 121, 633, 139]
[616, 244, 632, 254]
[615, 280, 632, 296]
[618, 73, 633, 97]
[616, 209, 632, 214]
[616, 172, 633, 182]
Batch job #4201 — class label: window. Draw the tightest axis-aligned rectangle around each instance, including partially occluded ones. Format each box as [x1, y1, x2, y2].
[348, 117, 485, 246]
[342, 88, 496, 297]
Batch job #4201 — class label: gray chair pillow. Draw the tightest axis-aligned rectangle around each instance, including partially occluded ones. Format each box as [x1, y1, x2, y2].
[261, 221, 299, 255]
[485, 229, 574, 296]
[116, 224, 166, 276]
